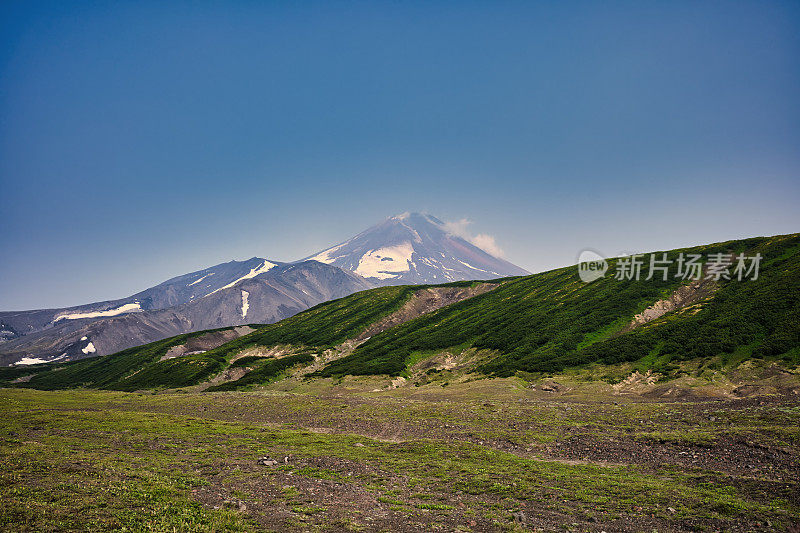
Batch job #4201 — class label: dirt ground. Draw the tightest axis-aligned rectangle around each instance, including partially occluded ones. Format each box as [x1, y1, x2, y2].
[1, 376, 798, 532]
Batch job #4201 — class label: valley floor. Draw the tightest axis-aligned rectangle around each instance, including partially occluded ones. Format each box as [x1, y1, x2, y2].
[1, 378, 798, 532]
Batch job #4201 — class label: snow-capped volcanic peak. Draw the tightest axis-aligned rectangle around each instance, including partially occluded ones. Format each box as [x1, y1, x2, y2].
[305, 213, 529, 285]
[354, 242, 415, 280]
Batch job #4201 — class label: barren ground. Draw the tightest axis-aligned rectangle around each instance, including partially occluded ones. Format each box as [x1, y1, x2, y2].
[1, 376, 798, 532]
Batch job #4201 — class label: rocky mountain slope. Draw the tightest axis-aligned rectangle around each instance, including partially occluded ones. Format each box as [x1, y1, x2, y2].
[306, 212, 529, 284]
[1, 213, 527, 366]
[5, 233, 798, 394]
[0, 257, 283, 344]
[0, 261, 374, 366]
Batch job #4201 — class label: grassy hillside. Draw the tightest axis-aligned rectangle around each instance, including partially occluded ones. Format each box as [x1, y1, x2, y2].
[318, 233, 800, 378]
[4, 234, 798, 391]
[0, 328, 239, 391]
[0, 284, 431, 390]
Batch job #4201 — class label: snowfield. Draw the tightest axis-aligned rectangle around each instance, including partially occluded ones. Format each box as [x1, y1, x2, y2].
[15, 357, 49, 365]
[241, 290, 250, 318]
[309, 242, 348, 264]
[355, 242, 415, 280]
[54, 303, 142, 322]
[456, 259, 499, 276]
[189, 273, 214, 286]
[207, 260, 277, 296]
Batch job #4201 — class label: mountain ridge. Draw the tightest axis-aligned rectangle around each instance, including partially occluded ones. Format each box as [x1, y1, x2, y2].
[305, 212, 529, 284]
[1, 213, 527, 366]
[0, 261, 375, 366]
[5, 232, 797, 393]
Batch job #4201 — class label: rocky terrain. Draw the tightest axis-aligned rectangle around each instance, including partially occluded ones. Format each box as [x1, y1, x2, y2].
[1, 375, 798, 532]
[1, 213, 528, 366]
[0, 261, 374, 366]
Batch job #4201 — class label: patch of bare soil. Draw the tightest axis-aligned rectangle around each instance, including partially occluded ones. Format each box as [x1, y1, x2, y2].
[530, 380, 571, 394]
[190, 455, 504, 532]
[229, 344, 301, 363]
[159, 326, 254, 361]
[188, 454, 689, 533]
[196, 367, 251, 391]
[613, 370, 661, 394]
[354, 283, 500, 342]
[623, 276, 717, 332]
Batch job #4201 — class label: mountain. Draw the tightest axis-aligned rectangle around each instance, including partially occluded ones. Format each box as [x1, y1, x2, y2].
[0, 261, 374, 366]
[7, 233, 797, 394]
[0, 212, 526, 366]
[306, 212, 529, 284]
[0, 257, 284, 344]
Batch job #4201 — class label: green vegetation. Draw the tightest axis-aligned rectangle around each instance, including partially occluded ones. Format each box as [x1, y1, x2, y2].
[1, 388, 797, 531]
[11, 329, 233, 391]
[1, 285, 421, 391]
[4, 235, 798, 391]
[237, 285, 416, 347]
[319, 234, 800, 377]
[206, 353, 314, 391]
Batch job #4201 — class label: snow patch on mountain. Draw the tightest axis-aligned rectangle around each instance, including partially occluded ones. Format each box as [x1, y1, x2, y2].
[16, 356, 49, 365]
[16, 352, 68, 365]
[189, 273, 214, 286]
[54, 303, 142, 322]
[81, 342, 96, 354]
[355, 242, 415, 280]
[207, 260, 277, 295]
[456, 259, 498, 275]
[241, 290, 249, 318]
[310, 243, 347, 264]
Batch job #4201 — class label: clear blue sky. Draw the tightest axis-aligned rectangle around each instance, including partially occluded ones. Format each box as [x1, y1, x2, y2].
[1, 1, 798, 310]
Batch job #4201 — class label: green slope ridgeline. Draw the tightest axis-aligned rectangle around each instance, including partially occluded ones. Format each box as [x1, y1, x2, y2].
[0, 284, 425, 390]
[3, 234, 798, 390]
[317, 233, 800, 378]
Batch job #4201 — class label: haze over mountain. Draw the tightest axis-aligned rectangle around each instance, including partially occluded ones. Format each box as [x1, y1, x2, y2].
[307, 213, 529, 285]
[0, 213, 527, 366]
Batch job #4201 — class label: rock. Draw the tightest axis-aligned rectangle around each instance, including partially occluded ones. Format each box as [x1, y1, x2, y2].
[539, 381, 566, 393]
[353, 442, 365, 447]
[284, 456, 290, 463]
[667, 507, 676, 514]
[238, 501, 247, 512]
[512, 510, 527, 523]
[257, 456, 279, 466]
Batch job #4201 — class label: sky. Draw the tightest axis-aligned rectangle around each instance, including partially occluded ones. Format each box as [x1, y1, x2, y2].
[1, 1, 798, 310]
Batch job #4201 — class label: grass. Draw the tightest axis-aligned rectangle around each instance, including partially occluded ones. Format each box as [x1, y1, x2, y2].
[318, 233, 800, 378]
[1, 387, 797, 531]
[206, 352, 315, 391]
[0, 281, 491, 392]
[4, 235, 797, 394]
